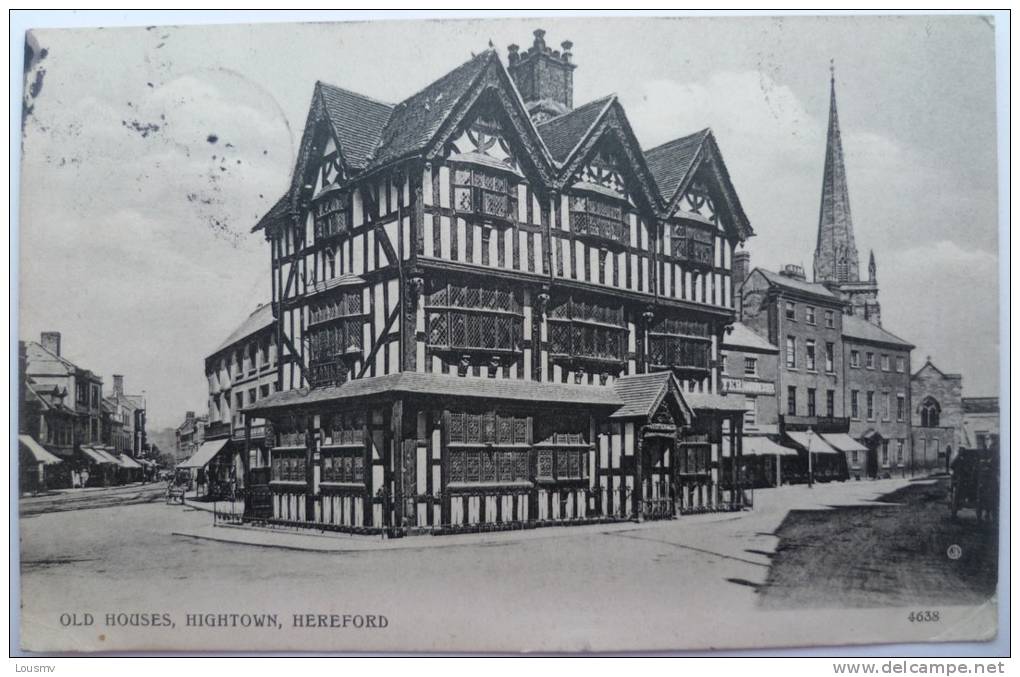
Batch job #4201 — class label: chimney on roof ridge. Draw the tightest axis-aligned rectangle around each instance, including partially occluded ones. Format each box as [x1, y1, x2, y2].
[41, 331, 61, 357]
[780, 264, 807, 281]
[113, 374, 124, 397]
[508, 28, 577, 123]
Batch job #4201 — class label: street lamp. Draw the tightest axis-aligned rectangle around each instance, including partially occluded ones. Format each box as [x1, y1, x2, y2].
[807, 426, 816, 489]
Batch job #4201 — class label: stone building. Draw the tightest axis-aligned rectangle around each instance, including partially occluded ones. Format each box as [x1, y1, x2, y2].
[962, 397, 999, 452]
[175, 411, 207, 463]
[243, 30, 756, 532]
[910, 357, 963, 474]
[812, 66, 881, 326]
[738, 265, 854, 481]
[842, 315, 914, 478]
[181, 304, 279, 495]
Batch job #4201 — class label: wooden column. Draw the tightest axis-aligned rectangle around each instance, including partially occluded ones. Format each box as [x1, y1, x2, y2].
[440, 410, 451, 527]
[736, 414, 744, 507]
[391, 399, 404, 530]
[729, 414, 738, 508]
[242, 416, 251, 515]
[304, 414, 315, 521]
[362, 409, 372, 527]
[633, 430, 643, 519]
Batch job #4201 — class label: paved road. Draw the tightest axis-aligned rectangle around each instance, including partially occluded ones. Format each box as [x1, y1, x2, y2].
[17, 478, 996, 653]
[18, 483, 167, 516]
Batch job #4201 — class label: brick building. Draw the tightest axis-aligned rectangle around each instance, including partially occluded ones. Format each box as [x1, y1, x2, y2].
[242, 29, 756, 532]
[962, 397, 999, 452]
[842, 315, 913, 478]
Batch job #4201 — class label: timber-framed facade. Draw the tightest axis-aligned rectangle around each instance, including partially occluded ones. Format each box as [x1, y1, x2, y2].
[244, 30, 753, 534]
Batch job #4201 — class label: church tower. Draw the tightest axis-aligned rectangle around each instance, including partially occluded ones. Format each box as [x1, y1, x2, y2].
[812, 63, 881, 326]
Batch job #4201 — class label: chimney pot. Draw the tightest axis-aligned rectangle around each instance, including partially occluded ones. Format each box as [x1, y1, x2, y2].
[533, 28, 546, 49]
[507, 43, 520, 65]
[40, 331, 61, 357]
[113, 374, 124, 397]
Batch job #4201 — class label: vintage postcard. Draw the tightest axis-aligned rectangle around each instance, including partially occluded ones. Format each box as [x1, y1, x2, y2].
[15, 14, 1002, 654]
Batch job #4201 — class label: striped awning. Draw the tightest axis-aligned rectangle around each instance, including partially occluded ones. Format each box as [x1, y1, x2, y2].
[785, 431, 841, 455]
[18, 435, 63, 465]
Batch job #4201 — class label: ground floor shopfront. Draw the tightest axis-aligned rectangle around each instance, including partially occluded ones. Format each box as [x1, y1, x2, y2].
[243, 372, 749, 535]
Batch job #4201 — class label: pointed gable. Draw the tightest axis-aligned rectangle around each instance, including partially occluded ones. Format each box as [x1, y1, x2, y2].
[611, 371, 694, 421]
[317, 83, 394, 171]
[536, 95, 614, 162]
[645, 129, 752, 241]
[552, 97, 662, 214]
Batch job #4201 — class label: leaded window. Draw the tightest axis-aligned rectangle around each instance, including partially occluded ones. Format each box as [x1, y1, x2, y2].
[547, 295, 627, 365]
[308, 291, 363, 388]
[426, 282, 523, 354]
[271, 453, 306, 482]
[447, 449, 529, 484]
[670, 221, 715, 267]
[447, 412, 529, 445]
[452, 165, 517, 224]
[569, 194, 628, 245]
[323, 412, 365, 446]
[321, 453, 364, 483]
[313, 192, 350, 240]
[648, 316, 711, 371]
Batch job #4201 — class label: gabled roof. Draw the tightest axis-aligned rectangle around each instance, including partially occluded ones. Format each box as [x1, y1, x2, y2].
[644, 128, 711, 201]
[252, 193, 291, 233]
[962, 397, 998, 414]
[536, 95, 615, 162]
[210, 304, 275, 357]
[911, 358, 962, 380]
[752, 268, 840, 301]
[368, 50, 495, 169]
[317, 83, 394, 170]
[611, 371, 694, 420]
[646, 129, 753, 240]
[841, 314, 914, 349]
[24, 341, 78, 377]
[723, 322, 778, 353]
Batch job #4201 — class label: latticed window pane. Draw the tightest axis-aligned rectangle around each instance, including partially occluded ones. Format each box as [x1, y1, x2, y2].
[454, 168, 473, 186]
[450, 451, 465, 482]
[481, 451, 497, 482]
[451, 166, 515, 224]
[537, 451, 553, 478]
[465, 453, 480, 482]
[455, 186, 473, 211]
[428, 314, 448, 345]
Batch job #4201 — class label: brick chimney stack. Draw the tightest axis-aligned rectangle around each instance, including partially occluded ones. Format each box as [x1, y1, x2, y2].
[113, 374, 124, 397]
[507, 28, 577, 123]
[40, 331, 61, 357]
[732, 249, 751, 319]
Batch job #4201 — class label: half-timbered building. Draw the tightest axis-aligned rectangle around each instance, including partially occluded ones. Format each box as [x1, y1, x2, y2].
[245, 30, 753, 534]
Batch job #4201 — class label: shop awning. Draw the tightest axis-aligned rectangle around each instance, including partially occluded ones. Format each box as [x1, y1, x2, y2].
[178, 439, 230, 469]
[785, 431, 841, 455]
[742, 436, 799, 457]
[80, 446, 116, 465]
[822, 433, 868, 453]
[18, 435, 63, 465]
[94, 447, 122, 465]
[117, 455, 143, 469]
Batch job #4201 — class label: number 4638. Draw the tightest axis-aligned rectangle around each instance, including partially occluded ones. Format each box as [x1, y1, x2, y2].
[908, 611, 940, 622]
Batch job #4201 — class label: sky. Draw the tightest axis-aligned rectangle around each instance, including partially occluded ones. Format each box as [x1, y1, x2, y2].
[17, 14, 1001, 429]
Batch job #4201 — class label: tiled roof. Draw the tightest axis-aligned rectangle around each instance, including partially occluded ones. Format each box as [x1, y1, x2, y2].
[368, 51, 495, 169]
[841, 314, 914, 349]
[252, 193, 291, 233]
[962, 397, 999, 414]
[24, 341, 78, 376]
[536, 95, 615, 162]
[246, 372, 621, 413]
[755, 268, 840, 301]
[611, 371, 673, 419]
[723, 322, 778, 353]
[644, 128, 710, 201]
[211, 304, 275, 356]
[317, 83, 394, 170]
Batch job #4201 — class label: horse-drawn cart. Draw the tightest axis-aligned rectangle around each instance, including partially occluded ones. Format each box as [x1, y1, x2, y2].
[949, 447, 998, 523]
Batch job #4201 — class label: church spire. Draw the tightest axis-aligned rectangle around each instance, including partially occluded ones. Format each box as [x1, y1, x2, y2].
[813, 60, 860, 284]
[868, 249, 876, 283]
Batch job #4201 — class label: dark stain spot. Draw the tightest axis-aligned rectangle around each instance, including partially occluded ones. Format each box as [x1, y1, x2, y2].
[39, 47, 48, 60]
[28, 68, 45, 99]
[236, 160, 241, 165]
[155, 42, 165, 49]
[98, 634, 105, 641]
[207, 134, 218, 144]
[263, 150, 268, 155]
[121, 119, 161, 138]
[225, 142, 234, 148]
[147, 82, 154, 88]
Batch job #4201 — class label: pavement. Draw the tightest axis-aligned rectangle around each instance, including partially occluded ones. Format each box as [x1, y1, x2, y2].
[22, 476, 989, 653]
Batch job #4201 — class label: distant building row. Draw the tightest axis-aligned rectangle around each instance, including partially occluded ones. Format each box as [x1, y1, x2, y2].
[18, 332, 154, 493]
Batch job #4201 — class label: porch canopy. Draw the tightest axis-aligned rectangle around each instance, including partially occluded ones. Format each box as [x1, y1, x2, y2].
[785, 431, 841, 455]
[821, 433, 868, 453]
[18, 435, 62, 465]
[178, 438, 230, 470]
[743, 435, 798, 457]
[117, 454, 143, 469]
[81, 446, 117, 465]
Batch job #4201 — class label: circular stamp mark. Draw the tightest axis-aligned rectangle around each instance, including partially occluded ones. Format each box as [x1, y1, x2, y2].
[946, 544, 963, 560]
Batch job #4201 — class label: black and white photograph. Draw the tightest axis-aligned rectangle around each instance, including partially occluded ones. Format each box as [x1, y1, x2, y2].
[12, 11, 1006, 656]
